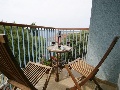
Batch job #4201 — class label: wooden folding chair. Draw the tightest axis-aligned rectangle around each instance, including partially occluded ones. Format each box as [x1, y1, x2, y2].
[0, 34, 52, 90]
[65, 36, 120, 90]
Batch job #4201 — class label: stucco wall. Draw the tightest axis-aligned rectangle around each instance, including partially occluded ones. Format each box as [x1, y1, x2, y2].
[87, 0, 120, 84]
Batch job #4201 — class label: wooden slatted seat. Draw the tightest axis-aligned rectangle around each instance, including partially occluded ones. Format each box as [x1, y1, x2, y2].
[65, 36, 120, 90]
[70, 59, 95, 78]
[0, 34, 52, 90]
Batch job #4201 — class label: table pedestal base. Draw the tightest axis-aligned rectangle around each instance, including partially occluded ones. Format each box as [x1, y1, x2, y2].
[55, 73, 59, 82]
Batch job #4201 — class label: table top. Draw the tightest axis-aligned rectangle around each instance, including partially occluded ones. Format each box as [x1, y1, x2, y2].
[47, 44, 72, 53]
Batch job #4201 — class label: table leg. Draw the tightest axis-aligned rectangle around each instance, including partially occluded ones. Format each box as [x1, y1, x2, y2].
[49, 51, 52, 67]
[55, 53, 59, 82]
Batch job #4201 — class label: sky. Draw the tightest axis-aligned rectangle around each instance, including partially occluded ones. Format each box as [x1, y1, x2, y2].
[0, 0, 92, 28]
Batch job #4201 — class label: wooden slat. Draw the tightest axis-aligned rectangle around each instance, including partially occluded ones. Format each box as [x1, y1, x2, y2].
[24, 64, 40, 79]
[32, 69, 46, 86]
[70, 59, 95, 77]
[23, 62, 51, 86]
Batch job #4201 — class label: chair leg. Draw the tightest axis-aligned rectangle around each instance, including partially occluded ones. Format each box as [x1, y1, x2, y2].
[93, 78, 103, 90]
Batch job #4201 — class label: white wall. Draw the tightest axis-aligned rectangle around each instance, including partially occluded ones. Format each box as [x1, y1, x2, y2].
[87, 0, 120, 84]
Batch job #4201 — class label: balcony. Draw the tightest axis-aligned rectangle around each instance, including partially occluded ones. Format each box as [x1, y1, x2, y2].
[0, 22, 117, 90]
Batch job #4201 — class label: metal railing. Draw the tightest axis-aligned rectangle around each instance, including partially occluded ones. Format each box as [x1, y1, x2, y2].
[0, 22, 89, 87]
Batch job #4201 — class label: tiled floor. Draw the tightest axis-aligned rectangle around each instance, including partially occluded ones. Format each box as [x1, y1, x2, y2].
[36, 68, 117, 90]
[0, 69, 117, 90]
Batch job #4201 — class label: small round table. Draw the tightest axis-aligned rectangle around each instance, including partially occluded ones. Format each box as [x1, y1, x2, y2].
[47, 44, 72, 82]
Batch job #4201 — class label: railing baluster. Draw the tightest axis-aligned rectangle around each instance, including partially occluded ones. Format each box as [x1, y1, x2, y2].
[38, 28, 40, 63]
[72, 30, 74, 58]
[54, 29, 57, 42]
[16, 26, 22, 67]
[84, 31, 87, 59]
[44, 28, 46, 58]
[40, 28, 43, 58]
[79, 31, 81, 58]
[65, 29, 67, 61]
[63, 30, 65, 45]
[22, 27, 26, 66]
[10, 26, 15, 55]
[34, 28, 37, 62]
[69, 30, 71, 42]
[68, 30, 71, 63]
[65, 29, 67, 44]
[46, 28, 48, 60]
[50, 29, 52, 45]
[47, 29, 49, 46]
[75, 31, 77, 58]
[31, 28, 34, 62]
[83, 31, 85, 60]
[3, 25, 6, 34]
[26, 27, 30, 62]
[52, 29, 55, 44]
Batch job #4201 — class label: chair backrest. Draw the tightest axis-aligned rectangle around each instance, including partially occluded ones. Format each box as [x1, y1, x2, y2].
[0, 34, 36, 90]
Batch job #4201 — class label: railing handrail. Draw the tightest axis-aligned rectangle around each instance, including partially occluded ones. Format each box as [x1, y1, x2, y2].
[0, 22, 55, 29]
[0, 22, 89, 30]
[55, 28, 89, 30]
